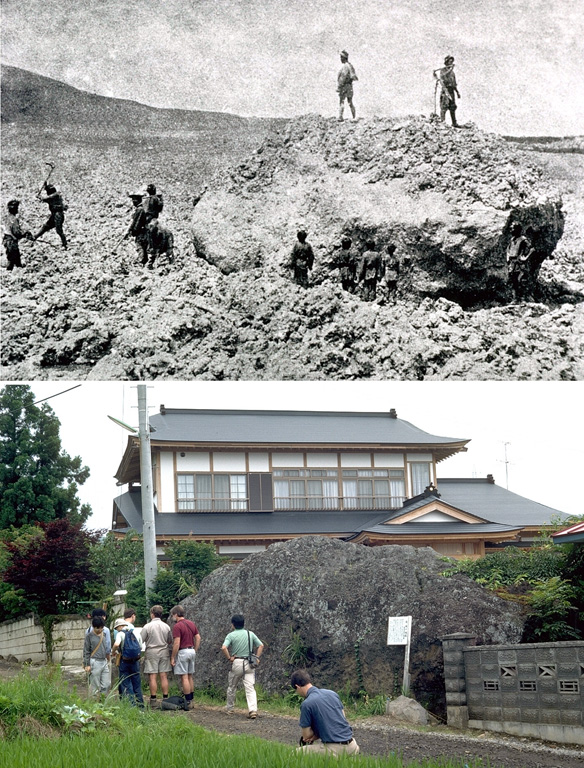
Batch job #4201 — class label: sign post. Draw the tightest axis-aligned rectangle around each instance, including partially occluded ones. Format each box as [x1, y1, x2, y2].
[387, 616, 412, 693]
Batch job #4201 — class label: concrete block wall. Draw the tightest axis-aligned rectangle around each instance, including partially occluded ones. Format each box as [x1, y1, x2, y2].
[0, 614, 47, 663]
[50, 617, 87, 664]
[0, 614, 87, 664]
[442, 635, 584, 745]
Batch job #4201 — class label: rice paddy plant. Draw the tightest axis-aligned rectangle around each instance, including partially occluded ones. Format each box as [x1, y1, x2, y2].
[0, 722, 487, 768]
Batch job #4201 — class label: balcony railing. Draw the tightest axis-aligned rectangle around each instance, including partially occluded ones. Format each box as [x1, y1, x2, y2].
[177, 499, 248, 512]
[274, 496, 405, 511]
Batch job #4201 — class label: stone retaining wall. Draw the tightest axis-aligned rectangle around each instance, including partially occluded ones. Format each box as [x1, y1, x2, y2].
[0, 613, 86, 664]
[442, 633, 584, 745]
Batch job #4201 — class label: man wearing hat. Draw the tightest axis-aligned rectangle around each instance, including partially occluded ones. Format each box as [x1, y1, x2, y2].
[3, 199, 33, 270]
[112, 617, 145, 707]
[435, 55, 460, 126]
[125, 192, 149, 265]
[289, 229, 315, 288]
[337, 50, 358, 121]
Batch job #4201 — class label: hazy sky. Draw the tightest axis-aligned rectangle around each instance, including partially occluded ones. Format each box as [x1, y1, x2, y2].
[17, 381, 584, 531]
[2, 0, 583, 135]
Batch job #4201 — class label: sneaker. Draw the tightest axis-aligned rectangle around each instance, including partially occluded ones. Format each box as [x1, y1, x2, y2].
[248, 711, 257, 719]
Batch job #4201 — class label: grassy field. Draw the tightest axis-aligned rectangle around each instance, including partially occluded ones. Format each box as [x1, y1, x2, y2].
[0, 670, 484, 768]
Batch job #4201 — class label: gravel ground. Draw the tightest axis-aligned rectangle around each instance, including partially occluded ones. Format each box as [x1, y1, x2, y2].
[182, 703, 584, 768]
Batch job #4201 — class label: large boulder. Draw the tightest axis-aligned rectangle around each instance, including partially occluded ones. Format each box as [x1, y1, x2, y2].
[191, 115, 564, 307]
[183, 537, 525, 715]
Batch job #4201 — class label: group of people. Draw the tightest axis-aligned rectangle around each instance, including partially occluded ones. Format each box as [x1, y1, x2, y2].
[2, 183, 68, 271]
[289, 231, 400, 301]
[83, 604, 200, 709]
[83, 606, 359, 757]
[123, 184, 174, 268]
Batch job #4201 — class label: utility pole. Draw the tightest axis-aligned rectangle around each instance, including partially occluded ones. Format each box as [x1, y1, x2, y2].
[138, 384, 157, 595]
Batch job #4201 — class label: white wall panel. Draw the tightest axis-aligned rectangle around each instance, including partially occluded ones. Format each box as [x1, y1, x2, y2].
[176, 452, 210, 471]
[249, 452, 270, 472]
[159, 451, 175, 513]
[374, 453, 405, 467]
[213, 452, 246, 471]
[306, 452, 337, 467]
[340, 453, 371, 467]
[272, 452, 304, 467]
[407, 453, 432, 462]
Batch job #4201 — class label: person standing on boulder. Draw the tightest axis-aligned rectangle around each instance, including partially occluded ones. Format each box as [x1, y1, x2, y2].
[291, 669, 360, 756]
[434, 56, 460, 126]
[125, 192, 149, 265]
[35, 182, 68, 249]
[3, 199, 34, 270]
[359, 239, 383, 301]
[337, 50, 358, 121]
[289, 230, 315, 288]
[221, 614, 264, 719]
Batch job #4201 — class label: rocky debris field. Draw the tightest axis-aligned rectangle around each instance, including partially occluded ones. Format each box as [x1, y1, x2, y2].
[1, 118, 583, 381]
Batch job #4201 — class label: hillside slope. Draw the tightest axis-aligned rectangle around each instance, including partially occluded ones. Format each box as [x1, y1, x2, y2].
[0, 64, 254, 133]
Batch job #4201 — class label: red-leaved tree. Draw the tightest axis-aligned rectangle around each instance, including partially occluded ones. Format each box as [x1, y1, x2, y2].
[3, 518, 100, 616]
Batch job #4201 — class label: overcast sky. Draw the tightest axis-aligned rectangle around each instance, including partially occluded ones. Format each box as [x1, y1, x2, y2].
[2, 0, 583, 135]
[13, 381, 584, 531]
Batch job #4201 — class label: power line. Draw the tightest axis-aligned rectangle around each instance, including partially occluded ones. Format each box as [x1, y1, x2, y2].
[33, 384, 82, 405]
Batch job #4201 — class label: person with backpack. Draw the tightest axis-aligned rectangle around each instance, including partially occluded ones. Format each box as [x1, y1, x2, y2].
[112, 617, 145, 707]
[169, 605, 200, 711]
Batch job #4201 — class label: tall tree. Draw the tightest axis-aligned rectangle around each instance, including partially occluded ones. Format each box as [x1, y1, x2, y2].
[2, 518, 99, 617]
[0, 385, 91, 529]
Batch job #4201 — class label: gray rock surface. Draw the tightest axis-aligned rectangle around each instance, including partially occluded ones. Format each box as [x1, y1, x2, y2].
[385, 695, 430, 724]
[183, 537, 525, 715]
[191, 115, 564, 306]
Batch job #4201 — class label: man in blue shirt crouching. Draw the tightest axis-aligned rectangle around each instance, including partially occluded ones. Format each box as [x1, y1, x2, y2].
[291, 669, 360, 756]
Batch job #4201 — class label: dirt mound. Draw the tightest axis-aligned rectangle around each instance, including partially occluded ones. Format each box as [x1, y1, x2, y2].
[191, 115, 564, 306]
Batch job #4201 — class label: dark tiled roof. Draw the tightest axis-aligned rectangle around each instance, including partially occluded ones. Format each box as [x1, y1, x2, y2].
[360, 522, 521, 536]
[149, 408, 467, 447]
[113, 491, 387, 537]
[436, 479, 567, 526]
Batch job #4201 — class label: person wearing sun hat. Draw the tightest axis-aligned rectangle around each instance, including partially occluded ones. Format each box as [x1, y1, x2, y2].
[112, 617, 145, 707]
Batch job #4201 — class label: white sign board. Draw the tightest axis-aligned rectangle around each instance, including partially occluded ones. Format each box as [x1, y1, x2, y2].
[387, 616, 412, 646]
[387, 616, 413, 692]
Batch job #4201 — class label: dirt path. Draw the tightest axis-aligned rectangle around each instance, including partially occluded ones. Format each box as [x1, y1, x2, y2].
[184, 704, 583, 768]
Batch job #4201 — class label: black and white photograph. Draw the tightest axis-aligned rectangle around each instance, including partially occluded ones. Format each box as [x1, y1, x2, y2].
[1, 0, 583, 379]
